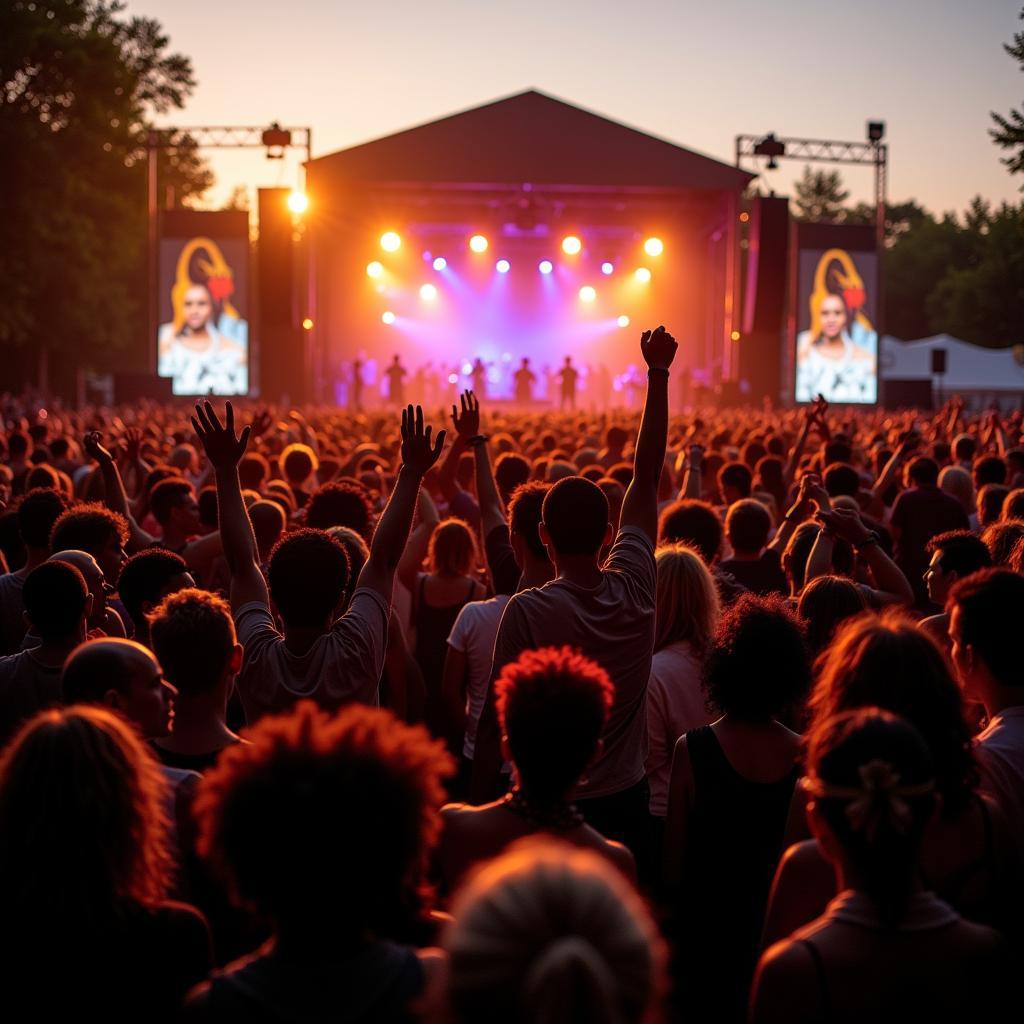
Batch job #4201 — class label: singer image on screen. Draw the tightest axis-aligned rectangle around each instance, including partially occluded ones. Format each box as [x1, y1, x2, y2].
[795, 249, 877, 404]
[158, 238, 248, 396]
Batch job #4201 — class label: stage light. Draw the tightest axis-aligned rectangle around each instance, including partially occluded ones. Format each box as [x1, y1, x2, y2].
[634, 267, 652, 284]
[462, 362, 473, 375]
[538, 259, 553, 275]
[562, 235, 582, 255]
[617, 315, 630, 328]
[644, 237, 664, 257]
[380, 231, 401, 252]
[448, 373, 459, 384]
[496, 259, 511, 274]
[420, 283, 438, 301]
[432, 256, 447, 271]
[382, 311, 395, 325]
[579, 285, 596, 303]
[366, 261, 384, 279]
[739, 212, 750, 223]
[469, 234, 489, 253]
[731, 330, 741, 341]
[601, 262, 614, 276]
[287, 191, 309, 215]
[301, 317, 313, 331]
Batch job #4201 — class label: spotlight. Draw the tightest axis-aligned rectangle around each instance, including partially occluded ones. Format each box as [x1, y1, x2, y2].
[469, 234, 489, 253]
[562, 235, 582, 255]
[380, 231, 401, 252]
[301, 317, 313, 331]
[287, 191, 309, 214]
[617, 315, 630, 328]
[366, 261, 384, 278]
[730, 330, 741, 341]
[382, 311, 395, 325]
[644, 237, 664, 257]
[419, 283, 438, 301]
[867, 120, 886, 143]
[433, 256, 447, 271]
[448, 373, 459, 384]
[601, 262, 614, 275]
[462, 362, 473, 375]
[579, 285, 596, 303]
[739, 212, 750, 223]
[538, 260, 553, 275]
[634, 267, 652, 284]
[496, 259, 511, 274]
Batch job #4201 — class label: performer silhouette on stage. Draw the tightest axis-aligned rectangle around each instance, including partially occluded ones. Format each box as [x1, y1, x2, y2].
[558, 355, 579, 411]
[350, 359, 364, 411]
[514, 357, 537, 405]
[385, 355, 407, 406]
[470, 358, 487, 399]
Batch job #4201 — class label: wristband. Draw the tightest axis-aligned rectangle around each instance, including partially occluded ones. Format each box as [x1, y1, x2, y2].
[647, 367, 670, 378]
[855, 532, 880, 551]
[466, 434, 489, 448]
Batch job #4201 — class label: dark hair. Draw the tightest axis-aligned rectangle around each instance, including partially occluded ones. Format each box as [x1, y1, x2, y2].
[784, 521, 820, 593]
[810, 611, 977, 816]
[725, 498, 771, 555]
[150, 589, 236, 697]
[281, 444, 317, 484]
[907, 457, 939, 487]
[948, 568, 1024, 690]
[197, 486, 218, 530]
[194, 702, 452, 934]
[117, 550, 189, 629]
[798, 575, 868, 656]
[428, 518, 479, 577]
[16, 487, 70, 550]
[25, 465, 60, 492]
[7, 431, 29, 459]
[305, 481, 373, 538]
[23, 561, 88, 640]
[605, 426, 629, 451]
[542, 477, 609, 557]
[50, 504, 128, 557]
[755, 455, 786, 511]
[953, 435, 977, 463]
[494, 453, 531, 502]
[238, 452, 270, 492]
[823, 462, 861, 499]
[926, 530, 992, 579]
[327, 527, 370, 605]
[659, 499, 723, 565]
[977, 485, 1009, 529]
[718, 461, 752, 500]
[495, 647, 614, 800]
[1004, 488, 1024, 521]
[704, 593, 810, 720]
[267, 528, 350, 628]
[149, 479, 194, 526]
[973, 455, 1006, 489]
[823, 439, 853, 467]
[806, 708, 936, 926]
[249, 500, 287, 556]
[508, 482, 551, 562]
[741, 440, 767, 471]
[982, 518, 1024, 567]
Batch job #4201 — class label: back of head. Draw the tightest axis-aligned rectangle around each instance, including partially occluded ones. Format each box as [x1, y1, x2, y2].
[248, 499, 287, 555]
[542, 477, 609, 557]
[718, 460, 753, 500]
[267, 528, 350, 628]
[953, 433, 976, 463]
[194, 702, 452, 934]
[939, 465, 975, 514]
[444, 840, 665, 1024]
[797, 575, 868, 656]
[823, 462, 861, 499]
[496, 647, 614, 801]
[495, 453, 531, 502]
[973, 455, 1006, 489]
[784, 521, 821, 593]
[725, 498, 771, 555]
[704, 593, 810, 721]
[805, 708, 936, 926]
[823, 439, 853, 466]
[50, 503, 127, 559]
[116, 549, 190, 628]
[977, 484, 1009, 529]
[23, 560, 88, 641]
[810, 610, 975, 814]
[238, 452, 270, 491]
[983, 519, 1024, 568]
[1003, 488, 1024, 521]
[948, 568, 1024, 692]
[61, 637, 153, 707]
[281, 443, 318, 485]
[654, 544, 720, 655]
[25, 465, 60, 493]
[0, 705, 169, 922]
[305, 481, 373, 537]
[428, 518, 478, 577]
[658, 499, 723, 565]
[149, 588, 236, 697]
[17, 487, 70, 551]
[149, 478, 194, 525]
[907, 456, 939, 487]
[508, 482, 552, 563]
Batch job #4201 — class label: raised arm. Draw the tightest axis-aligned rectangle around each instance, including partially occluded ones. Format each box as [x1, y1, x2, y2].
[871, 432, 916, 505]
[83, 431, 157, 551]
[620, 326, 678, 544]
[679, 444, 704, 501]
[462, 392, 508, 538]
[768, 473, 830, 556]
[191, 402, 266, 612]
[818, 506, 914, 606]
[396, 487, 440, 595]
[358, 405, 446, 606]
[783, 397, 826, 488]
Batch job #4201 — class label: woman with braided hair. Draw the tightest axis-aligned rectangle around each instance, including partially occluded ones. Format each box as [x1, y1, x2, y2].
[751, 708, 1006, 1023]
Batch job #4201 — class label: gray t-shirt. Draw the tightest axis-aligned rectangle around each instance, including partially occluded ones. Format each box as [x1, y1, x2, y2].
[0, 572, 27, 657]
[234, 587, 390, 723]
[0, 647, 63, 746]
[490, 526, 656, 799]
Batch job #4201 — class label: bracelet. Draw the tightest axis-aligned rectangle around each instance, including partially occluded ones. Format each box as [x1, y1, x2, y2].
[466, 434, 489, 448]
[647, 368, 670, 378]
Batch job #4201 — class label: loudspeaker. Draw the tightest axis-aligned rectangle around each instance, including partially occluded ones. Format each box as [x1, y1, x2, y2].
[931, 348, 947, 375]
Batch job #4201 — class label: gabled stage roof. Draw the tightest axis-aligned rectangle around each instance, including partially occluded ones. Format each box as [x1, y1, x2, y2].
[309, 90, 752, 192]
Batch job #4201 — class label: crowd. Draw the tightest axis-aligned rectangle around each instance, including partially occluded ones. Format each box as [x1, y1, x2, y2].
[0, 327, 1022, 1022]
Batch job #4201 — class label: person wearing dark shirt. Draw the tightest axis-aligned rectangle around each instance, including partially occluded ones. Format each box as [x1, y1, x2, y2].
[718, 499, 788, 597]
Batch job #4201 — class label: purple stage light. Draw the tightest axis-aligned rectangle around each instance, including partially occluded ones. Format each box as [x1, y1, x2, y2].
[496, 259, 511, 274]
[601, 262, 614, 275]
[538, 260, 553, 275]
[433, 256, 447, 271]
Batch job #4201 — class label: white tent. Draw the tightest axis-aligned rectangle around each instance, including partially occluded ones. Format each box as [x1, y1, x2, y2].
[880, 334, 1024, 406]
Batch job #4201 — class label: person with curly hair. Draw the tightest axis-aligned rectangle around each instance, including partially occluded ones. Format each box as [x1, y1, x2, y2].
[185, 701, 453, 1021]
[439, 646, 634, 892]
[664, 592, 809, 1023]
[0, 705, 210, 1019]
[49, 500, 129, 586]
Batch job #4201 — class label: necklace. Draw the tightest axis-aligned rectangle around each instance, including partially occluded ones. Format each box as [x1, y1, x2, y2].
[502, 788, 584, 831]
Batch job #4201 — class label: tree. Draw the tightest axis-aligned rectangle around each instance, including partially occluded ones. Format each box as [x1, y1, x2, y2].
[991, 7, 1024, 179]
[793, 166, 850, 222]
[0, 0, 211, 390]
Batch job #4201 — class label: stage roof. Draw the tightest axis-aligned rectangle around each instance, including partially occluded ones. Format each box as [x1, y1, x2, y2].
[308, 90, 753, 192]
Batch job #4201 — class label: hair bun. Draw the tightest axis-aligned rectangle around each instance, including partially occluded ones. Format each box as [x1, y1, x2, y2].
[524, 936, 616, 1023]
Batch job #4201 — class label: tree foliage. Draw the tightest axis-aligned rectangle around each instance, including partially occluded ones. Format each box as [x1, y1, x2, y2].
[0, 0, 211, 384]
[991, 7, 1024, 179]
[793, 166, 850, 222]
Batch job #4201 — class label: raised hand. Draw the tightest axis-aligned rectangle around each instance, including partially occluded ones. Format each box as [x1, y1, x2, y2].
[640, 325, 678, 371]
[123, 426, 144, 462]
[250, 408, 273, 439]
[83, 430, 114, 466]
[191, 401, 251, 471]
[816, 505, 871, 545]
[400, 404, 445, 477]
[687, 443, 705, 468]
[451, 390, 480, 439]
[798, 472, 831, 511]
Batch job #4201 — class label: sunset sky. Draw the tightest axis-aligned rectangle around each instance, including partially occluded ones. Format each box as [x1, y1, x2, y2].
[129, 0, 1023, 215]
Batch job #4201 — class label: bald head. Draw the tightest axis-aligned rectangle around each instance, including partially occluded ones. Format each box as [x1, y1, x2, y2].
[51, 549, 109, 618]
